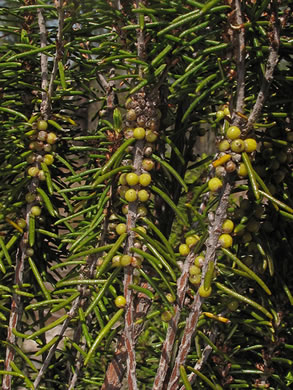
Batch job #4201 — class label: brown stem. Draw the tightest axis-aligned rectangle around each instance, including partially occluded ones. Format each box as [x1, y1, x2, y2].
[48, 0, 65, 104]
[37, 7, 49, 119]
[233, 0, 246, 124]
[152, 252, 195, 390]
[166, 179, 232, 390]
[245, 4, 280, 133]
[33, 296, 81, 389]
[2, 246, 25, 390]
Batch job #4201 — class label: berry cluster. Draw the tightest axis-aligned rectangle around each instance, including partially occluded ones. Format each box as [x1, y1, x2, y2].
[26, 119, 56, 181]
[24, 119, 57, 252]
[105, 92, 161, 272]
[208, 111, 258, 192]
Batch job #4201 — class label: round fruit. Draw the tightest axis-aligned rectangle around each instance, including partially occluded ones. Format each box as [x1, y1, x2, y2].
[138, 189, 149, 202]
[122, 204, 128, 215]
[227, 300, 239, 311]
[139, 173, 151, 187]
[179, 244, 190, 256]
[37, 120, 48, 131]
[222, 219, 234, 233]
[194, 255, 205, 268]
[38, 170, 46, 181]
[244, 138, 257, 153]
[145, 130, 158, 143]
[115, 295, 126, 308]
[126, 173, 139, 186]
[243, 256, 253, 266]
[144, 145, 153, 156]
[226, 125, 241, 140]
[223, 106, 230, 116]
[37, 131, 47, 141]
[189, 265, 201, 276]
[218, 140, 230, 152]
[26, 248, 34, 257]
[142, 158, 154, 171]
[26, 154, 36, 164]
[136, 226, 147, 236]
[254, 204, 265, 219]
[231, 139, 245, 152]
[119, 185, 129, 198]
[246, 218, 260, 233]
[216, 110, 225, 120]
[166, 293, 175, 303]
[185, 235, 199, 247]
[47, 132, 57, 144]
[112, 255, 121, 267]
[116, 223, 127, 235]
[189, 274, 201, 285]
[17, 218, 27, 229]
[43, 154, 54, 165]
[208, 177, 223, 192]
[126, 109, 137, 121]
[242, 232, 252, 243]
[31, 206, 41, 216]
[237, 163, 248, 177]
[28, 166, 40, 177]
[25, 193, 36, 203]
[225, 160, 236, 173]
[133, 127, 146, 140]
[137, 205, 148, 217]
[120, 255, 132, 267]
[161, 311, 173, 322]
[219, 233, 233, 248]
[43, 143, 52, 152]
[198, 285, 212, 297]
[125, 189, 137, 202]
[215, 166, 226, 177]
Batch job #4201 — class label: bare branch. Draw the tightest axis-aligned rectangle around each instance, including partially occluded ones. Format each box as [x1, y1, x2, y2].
[152, 252, 195, 390]
[245, 4, 280, 133]
[166, 179, 232, 390]
[48, 0, 65, 104]
[2, 247, 25, 390]
[233, 0, 246, 124]
[37, 7, 49, 119]
[33, 296, 81, 389]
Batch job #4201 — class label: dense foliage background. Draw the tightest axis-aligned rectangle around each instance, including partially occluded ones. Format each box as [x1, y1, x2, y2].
[0, 1, 293, 389]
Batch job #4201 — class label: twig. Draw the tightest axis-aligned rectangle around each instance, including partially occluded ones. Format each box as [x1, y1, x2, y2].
[245, 5, 280, 133]
[48, 0, 65, 104]
[33, 296, 81, 389]
[166, 179, 232, 390]
[2, 246, 26, 390]
[37, 7, 49, 119]
[178, 331, 216, 390]
[233, 0, 245, 125]
[152, 251, 195, 390]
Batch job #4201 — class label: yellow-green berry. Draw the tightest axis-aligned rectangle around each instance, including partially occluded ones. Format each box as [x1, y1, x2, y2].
[179, 243, 190, 256]
[115, 295, 126, 308]
[226, 125, 241, 140]
[208, 177, 223, 192]
[219, 233, 233, 248]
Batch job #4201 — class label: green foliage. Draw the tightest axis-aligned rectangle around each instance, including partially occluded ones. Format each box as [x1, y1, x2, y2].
[0, 1, 293, 389]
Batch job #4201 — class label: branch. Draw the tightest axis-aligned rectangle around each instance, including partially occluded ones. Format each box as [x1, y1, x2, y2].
[178, 331, 217, 390]
[33, 296, 81, 389]
[48, 0, 65, 105]
[152, 251, 195, 390]
[233, 0, 246, 124]
[2, 246, 26, 390]
[166, 179, 232, 390]
[37, 7, 49, 119]
[245, 4, 280, 133]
